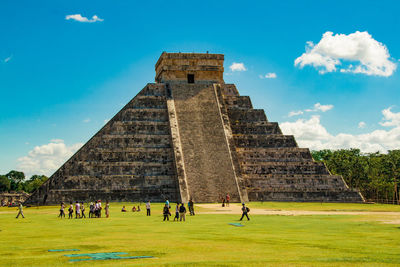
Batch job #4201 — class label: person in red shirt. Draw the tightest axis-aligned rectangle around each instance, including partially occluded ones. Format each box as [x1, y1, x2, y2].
[226, 193, 230, 207]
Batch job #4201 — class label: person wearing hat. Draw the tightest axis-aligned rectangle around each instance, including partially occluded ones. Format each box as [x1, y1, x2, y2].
[239, 202, 250, 221]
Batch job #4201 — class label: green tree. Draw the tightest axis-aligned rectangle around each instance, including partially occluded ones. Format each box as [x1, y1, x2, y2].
[0, 175, 10, 192]
[23, 175, 48, 193]
[6, 170, 25, 191]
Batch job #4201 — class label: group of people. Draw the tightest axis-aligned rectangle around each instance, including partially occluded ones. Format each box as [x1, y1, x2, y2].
[15, 197, 250, 221]
[162, 199, 195, 221]
[221, 193, 231, 207]
[121, 205, 141, 212]
[58, 200, 110, 219]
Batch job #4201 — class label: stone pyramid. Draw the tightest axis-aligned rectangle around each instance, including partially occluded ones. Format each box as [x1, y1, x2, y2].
[25, 52, 363, 205]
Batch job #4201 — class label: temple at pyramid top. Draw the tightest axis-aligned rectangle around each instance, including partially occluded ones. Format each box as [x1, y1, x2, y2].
[155, 52, 224, 84]
[25, 51, 364, 205]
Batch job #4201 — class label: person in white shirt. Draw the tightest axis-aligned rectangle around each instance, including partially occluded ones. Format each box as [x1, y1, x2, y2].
[146, 200, 151, 216]
[75, 201, 80, 219]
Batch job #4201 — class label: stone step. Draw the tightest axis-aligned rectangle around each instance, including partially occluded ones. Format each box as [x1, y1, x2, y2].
[240, 161, 329, 175]
[245, 175, 345, 187]
[128, 95, 168, 109]
[223, 95, 253, 109]
[247, 190, 363, 202]
[233, 134, 297, 148]
[81, 151, 174, 162]
[117, 109, 169, 122]
[231, 122, 281, 135]
[98, 135, 172, 148]
[64, 163, 176, 176]
[137, 83, 166, 97]
[105, 122, 170, 135]
[221, 84, 239, 96]
[228, 109, 268, 122]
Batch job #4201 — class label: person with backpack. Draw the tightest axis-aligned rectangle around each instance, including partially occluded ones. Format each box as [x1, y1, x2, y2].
[163, 204, 171, 221]
[179, 203, 186, 222]
[240, 203, 250, 221]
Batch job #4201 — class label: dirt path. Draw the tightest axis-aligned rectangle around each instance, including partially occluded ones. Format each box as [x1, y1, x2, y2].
[196, 203, 400, 218]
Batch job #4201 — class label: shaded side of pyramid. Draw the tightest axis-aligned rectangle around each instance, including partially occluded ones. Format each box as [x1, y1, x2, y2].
[220, 84, 364, 202]
[25, 84, 181, 205]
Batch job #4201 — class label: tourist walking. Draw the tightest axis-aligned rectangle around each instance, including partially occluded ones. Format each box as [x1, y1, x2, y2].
[179, 203, 186, 222]
[189, 199, 195, 215]
[81, 202, 86, 218]
[146, 200, 151, 216]
[173, 203, 179, 221]
[58, 202, 65, 218]
[16, 202, 24, 219]
[105, 201, 110, 218]
[75, 201, 80, 219]
[239, 203, 250, 221]
[163, 204, 171, 221]
[68, 202, 73, 219]
[226, 193, 230, 207]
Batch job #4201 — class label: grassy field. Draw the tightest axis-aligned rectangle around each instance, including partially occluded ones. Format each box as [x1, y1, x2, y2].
[1, 202, 400, 266]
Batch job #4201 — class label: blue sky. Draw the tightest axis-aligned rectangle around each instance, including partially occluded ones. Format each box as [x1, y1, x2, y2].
[1, 0, 399, 177]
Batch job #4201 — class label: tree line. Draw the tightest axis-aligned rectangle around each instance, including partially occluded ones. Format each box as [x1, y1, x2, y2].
[0, 170, 48, 194]
[311, 149, 400, 204]
[1, 149, 400, 204]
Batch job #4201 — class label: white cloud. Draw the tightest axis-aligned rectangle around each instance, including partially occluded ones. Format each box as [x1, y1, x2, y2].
[4, 55, 12, 63]
[289, 103, 333, 117]
[288, 110, 304, 117]
[295, 31, 397, 77]
[229, 62, 247, 72]
[260, 72, 277, 79]
[380, 107, 400, 127]
[65, 14, 104, 23]
[358, 121, 366, 128]
[17, 140, 83, 178]
[83, 118, 91, 123]
[280, 108, 400, 153]
[312, 103, 333, 112]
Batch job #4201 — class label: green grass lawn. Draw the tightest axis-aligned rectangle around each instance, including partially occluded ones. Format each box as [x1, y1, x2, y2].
[248, 201, 400, 212]
[1, 202, 400, 266]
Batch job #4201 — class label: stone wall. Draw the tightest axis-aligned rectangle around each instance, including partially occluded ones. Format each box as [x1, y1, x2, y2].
[155, 52, 224, 83]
